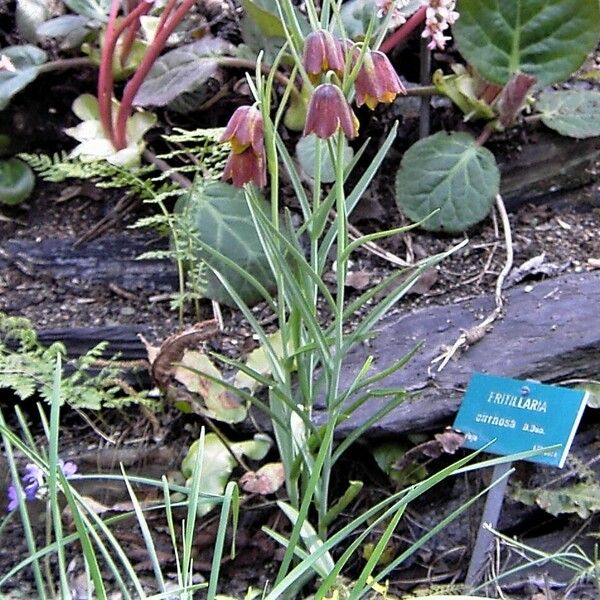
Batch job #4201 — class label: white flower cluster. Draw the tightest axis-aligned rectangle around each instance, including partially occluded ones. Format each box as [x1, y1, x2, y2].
[422, 0, 460, 50]
[376, 0, 413, 26]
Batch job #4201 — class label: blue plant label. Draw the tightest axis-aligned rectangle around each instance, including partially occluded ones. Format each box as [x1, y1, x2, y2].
[453, 373, 588, 468]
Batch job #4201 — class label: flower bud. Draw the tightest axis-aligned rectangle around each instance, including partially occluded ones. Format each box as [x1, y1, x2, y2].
[303, 84, 359, 140]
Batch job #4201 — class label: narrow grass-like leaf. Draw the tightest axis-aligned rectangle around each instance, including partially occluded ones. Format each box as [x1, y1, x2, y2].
[0, 410, 46, 597]
[122, 468, 166, 594]
[319, 123, 398, 266]
[47, 355, 70, 597]
[59, 472, 109, 600]
[274, 417, 337, 585]
[207, 481, 238, 600]
[331, 392, 409, 464]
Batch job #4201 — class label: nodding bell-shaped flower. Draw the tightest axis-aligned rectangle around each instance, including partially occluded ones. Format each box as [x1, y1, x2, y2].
[303, 30, 345, 84]
[220, 105, 264, 156]
[304, 84, 359, 140]
[355, 50, 406, 110]
[223, 149, 267, 188]
[221, 105, 267, 187]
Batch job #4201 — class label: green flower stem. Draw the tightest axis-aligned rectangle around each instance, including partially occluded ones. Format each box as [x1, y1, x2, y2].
[215, 57, 302, 101]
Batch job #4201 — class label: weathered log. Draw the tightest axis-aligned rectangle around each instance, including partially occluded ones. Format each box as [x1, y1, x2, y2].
[498, 130, 600, 207]
[28, 271, 600, 436]
[0, 235, 177, 291]
[313, 270, 600, 436]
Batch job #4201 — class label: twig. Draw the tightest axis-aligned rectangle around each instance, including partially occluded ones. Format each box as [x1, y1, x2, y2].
[346, 221, 411, 267]
[143, 148, 193, 189]
[431, 194, 513, 371]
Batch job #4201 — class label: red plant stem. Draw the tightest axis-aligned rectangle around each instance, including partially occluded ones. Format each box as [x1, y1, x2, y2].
[114, 0, 197, 149]
[156, 0, 178, 32]
[98, 0, 122, 146]
[476, 124, 494, 146]
[380, 5, 427, 54]
[98, 0, 153, 146]
[120, 0, 149, 67]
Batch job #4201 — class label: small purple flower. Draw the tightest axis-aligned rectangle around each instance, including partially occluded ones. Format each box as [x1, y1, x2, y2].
[6, 459, 79, 512]
[22, 463, 44, 499]
[7, 485, 18, 512]
[59, 459, 78, 479]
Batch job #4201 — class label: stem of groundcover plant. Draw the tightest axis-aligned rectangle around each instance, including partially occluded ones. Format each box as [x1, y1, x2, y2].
[475, 123, 494, 146]
[379, 6, 427, 54]
[98, 0, 122, 147]
[36, 57, 94, 73]
[114, 0, 196, 150]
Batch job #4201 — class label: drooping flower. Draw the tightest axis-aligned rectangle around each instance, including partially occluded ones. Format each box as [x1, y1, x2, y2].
[422, 0, 459, 50]
[221, 105, 267, 188]
[220, 105, 264, 156]
[222, 148, 267, 188]
[303, 30, 345, 83]
[304, 84, 359, 140]
[355, 50, 406, 110]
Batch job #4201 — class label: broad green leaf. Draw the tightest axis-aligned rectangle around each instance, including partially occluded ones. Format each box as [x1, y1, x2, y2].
[0, 158, 35, 206]
[181, 433, 271, 516]
[36, 15, 92, 50]
[296, 134, 354, 183]
[234, 330, 286, 393]
[538, 90, 600, 139]
[240, 0, 286, 37]
[395, 131, 499, 232]
[513, 483, 600, 519]
[63, 0, 111, 20]
[0, 45, 47, 111]
[336, 0, 421, 40]
[175, 350, 246, 423]
[133, 37, 231, 107]
[175, 181, 276, 307]
[453, 0, 600, 87]
[575, 381, 600, 408]
[16, 0, 50, 43]
[71, 93, 100, 120]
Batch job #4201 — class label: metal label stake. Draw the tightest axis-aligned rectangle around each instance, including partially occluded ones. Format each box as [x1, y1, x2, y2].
[464, 461, 513, 590]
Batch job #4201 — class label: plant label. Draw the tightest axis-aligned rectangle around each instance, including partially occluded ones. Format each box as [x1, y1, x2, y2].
[453, 373, 588, 468]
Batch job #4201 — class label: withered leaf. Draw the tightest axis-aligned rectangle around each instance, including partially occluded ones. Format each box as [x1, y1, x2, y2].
[239, 462, 285, 495]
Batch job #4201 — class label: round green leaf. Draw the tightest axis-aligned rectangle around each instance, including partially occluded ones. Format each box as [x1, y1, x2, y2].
[0, 158, 35, 206]
[538, 90, 600, 139]
[453, 0, 600, 87]
[395, 132, 499, 233]
[176, 181, 275, 307]
[296, 134, 354, 183]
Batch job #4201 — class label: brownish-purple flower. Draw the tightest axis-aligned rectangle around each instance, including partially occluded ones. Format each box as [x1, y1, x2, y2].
[304, 84, 359, 140]
[223, 148, 267, 188]
[303, 30, 345, 84]
[355, 50, 406, 110]
[221, 105, 266, 187]
[220, 105, 264, 156]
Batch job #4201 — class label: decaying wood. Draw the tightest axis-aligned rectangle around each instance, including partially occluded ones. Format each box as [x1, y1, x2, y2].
[499, 130, 600, 207]
[0, 235, 177, 291]
[313, 270, 600, 436]
[30, 271, 600, 437]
